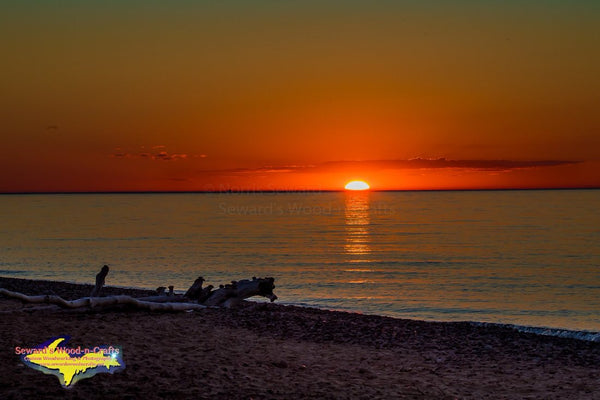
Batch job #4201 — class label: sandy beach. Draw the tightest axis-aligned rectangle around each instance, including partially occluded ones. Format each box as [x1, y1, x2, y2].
[1, 276, 599, 399]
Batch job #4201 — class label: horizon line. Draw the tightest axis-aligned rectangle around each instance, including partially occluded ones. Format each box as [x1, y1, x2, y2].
[1, 187, 599, 195]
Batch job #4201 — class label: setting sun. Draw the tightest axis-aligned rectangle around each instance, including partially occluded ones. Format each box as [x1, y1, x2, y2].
[344, 181, 370, 191]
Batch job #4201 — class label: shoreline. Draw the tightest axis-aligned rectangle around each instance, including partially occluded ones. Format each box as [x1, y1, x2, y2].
[3, 275, 599, 343]
[2, 276, 600, 399]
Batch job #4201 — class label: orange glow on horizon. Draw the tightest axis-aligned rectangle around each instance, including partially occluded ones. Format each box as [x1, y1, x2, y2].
[0, 3, 599, 193]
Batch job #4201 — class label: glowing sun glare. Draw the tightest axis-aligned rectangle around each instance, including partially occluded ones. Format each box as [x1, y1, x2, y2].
[345, 181, 370, 191]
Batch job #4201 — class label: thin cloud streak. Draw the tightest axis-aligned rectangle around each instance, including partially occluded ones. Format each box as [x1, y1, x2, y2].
[111, 146, 200, 162]
[211, 158, 579, 175]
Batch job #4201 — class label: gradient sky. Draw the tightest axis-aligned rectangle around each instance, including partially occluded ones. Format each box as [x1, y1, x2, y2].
[1, 1, 599, 192]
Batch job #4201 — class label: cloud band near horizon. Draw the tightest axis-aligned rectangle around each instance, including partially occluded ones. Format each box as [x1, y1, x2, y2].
[218, 158, 580, 175]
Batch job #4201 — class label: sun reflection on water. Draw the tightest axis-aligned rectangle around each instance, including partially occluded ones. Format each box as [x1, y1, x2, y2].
[344, 191, 371, 260]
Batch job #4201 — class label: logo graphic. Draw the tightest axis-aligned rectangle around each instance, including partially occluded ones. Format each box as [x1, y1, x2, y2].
[15, 336, 125, 388]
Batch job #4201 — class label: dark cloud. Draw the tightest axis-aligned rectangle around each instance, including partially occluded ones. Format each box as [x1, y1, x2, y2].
[319, 158, 579, 171]
[152, 151, 187, 161]
[218, 158, 579, 175]
[229, 165, 311, 174]
[111, 146, 194, 161]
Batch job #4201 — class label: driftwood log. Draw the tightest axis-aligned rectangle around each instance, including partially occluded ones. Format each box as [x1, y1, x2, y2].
[90, 265, 109, 297]
[199, 277, 277, 307]
[0, 289, 206, 311]
[183, 276, 205, 299]
[179, 275, 276, 306]
[0, 266, 278, 312]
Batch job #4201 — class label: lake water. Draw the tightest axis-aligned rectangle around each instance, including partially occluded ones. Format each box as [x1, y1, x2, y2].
[1, 190, 599, 333]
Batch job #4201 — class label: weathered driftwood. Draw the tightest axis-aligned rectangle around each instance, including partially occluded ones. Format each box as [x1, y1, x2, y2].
[150, 276, 277, 307]
[0, 266, 278, 312]
[0, 288, 206, 311]
[200, 277, 277, 307]
[197, 285, 214, 304]
[183, 276, 205, 299]
[90, 265, 109, 297]
[136, 296, 185, 303]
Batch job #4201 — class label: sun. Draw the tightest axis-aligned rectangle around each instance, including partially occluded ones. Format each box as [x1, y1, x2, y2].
[344, 180, 370, 191]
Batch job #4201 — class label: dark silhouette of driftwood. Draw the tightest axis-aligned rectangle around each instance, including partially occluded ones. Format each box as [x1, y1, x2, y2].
[0, 266, 278, 312]
[184, 276, 205, 299]
[90, 265, 109, 297]
[0, 289, 207, 311]
[199, 277, 277, 307]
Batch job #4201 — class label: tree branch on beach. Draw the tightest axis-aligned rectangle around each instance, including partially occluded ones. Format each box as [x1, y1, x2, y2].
[0, 266, 278, 312]
[90, 265, 109, 297]
[198, 277, 277, 307]
[0, 289, 207, 311]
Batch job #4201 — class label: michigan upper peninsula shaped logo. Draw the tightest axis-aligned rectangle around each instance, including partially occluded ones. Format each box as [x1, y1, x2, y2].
[15, 335, 125, 388]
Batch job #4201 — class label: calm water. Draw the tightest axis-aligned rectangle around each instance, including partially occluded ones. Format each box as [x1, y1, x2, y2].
[1, 191, 599, 332]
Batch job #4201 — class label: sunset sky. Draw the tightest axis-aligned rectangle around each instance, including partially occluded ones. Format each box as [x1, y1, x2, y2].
[1, 1, 599, 192]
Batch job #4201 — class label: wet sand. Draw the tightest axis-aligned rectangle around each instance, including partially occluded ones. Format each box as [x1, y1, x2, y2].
[1, 276, 599, 399]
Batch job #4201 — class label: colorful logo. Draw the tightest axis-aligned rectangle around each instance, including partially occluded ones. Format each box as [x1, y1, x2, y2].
[15, 336, 125, 388]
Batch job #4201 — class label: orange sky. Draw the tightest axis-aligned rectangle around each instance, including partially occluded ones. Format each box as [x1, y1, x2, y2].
[1, 1, 599, 192]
